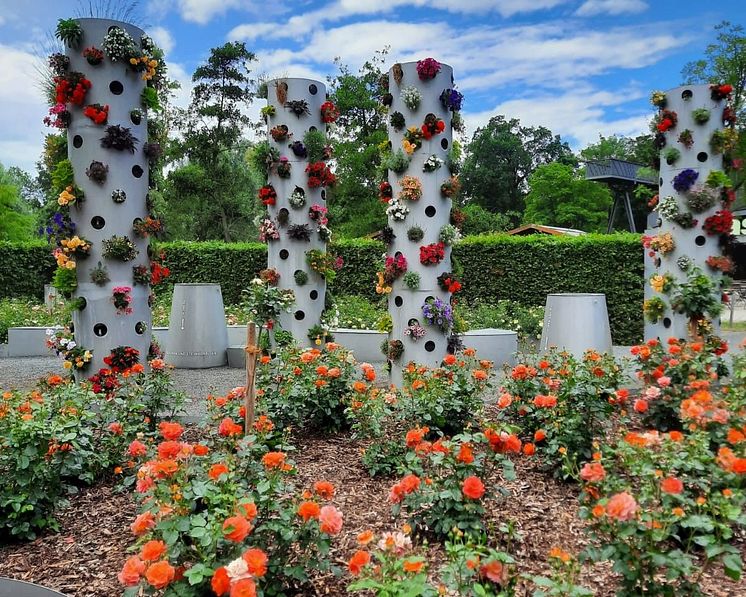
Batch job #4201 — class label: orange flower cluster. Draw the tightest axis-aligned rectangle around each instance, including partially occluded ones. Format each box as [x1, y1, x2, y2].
[211, 548, 268, 596]
[389, 474, 421, 503]
[484, 428, 522, 454]
[680, 389, 731, 428]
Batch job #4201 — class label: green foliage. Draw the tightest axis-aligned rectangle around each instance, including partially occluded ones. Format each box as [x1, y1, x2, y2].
[579, 133, 656, 166]
[0, 174, 35, 241]
[303, 129, 327, 163]
[458, 203, 514, 235]
[0, 298, 66, 343]
[461, 115, 574, 214]
[336, 294, 387, 329]
[0, 241, 55, 299]
[55, 18, 82, 47]
[459, 300, 544, 347]
[523, 163, 613, 233]
[140, 87, 161, 112]
[51, 267, 77, 296]
[50, 159, 74, 195]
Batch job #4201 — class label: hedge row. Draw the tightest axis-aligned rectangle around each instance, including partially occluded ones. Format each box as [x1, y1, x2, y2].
[1, 234, 643, 344]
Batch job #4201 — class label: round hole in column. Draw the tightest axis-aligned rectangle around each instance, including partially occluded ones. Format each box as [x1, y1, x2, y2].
[147, 244, 155, 259]
[654, 257, 661, 268]
[133, 217, 143, 229]
[131, 111, 142, 125]
[294, 310, 305, 321]
[70, 322, 74, 333]
[387, 140, 392, 150]
[425, 205, 436, 217]
[659, 177, 663, 186]
[278, 208, 289, 225]
[309, 125, 317, 132]
[309, 83, 318, 95]
[132, 165, 144, 178]
[91, 215, 105, 230]
[663, 317, 672, 329]
[109, 80, 124, 95]
[76, 297, 87, 310]
[135, 321, 147, 335]
[681, 89, 693, 100]
[408, 318, 420, 326]
[107, 25, 120, 33]
[93, 323, 108, 337]
[425, 341, 436, 352]
[279, 249, 289, 260]
[441, 138, 449, 150]
[310, 290, 319, 300]
[73, 135, 83, 149]
[320, 190, 326, 200]
[425, 295, 434, 303]
[394, 251, 403, 259]
[394, 295, 403, 307]
[697, 152, 708, 162]
[695, 235, 706, 246]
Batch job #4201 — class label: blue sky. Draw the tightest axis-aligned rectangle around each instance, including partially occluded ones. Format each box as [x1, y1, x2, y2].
[0, 0, 743, 173]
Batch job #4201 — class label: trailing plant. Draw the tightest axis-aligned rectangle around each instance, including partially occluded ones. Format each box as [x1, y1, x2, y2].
[102, 235, 139, 262]
[101, 125, 139, 153]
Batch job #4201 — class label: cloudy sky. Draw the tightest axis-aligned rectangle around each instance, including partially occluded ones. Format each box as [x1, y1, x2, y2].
[0, 0, 742, 173]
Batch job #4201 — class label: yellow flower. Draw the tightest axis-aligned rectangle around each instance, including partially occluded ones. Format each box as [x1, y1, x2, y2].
[130, 57, 138, 65]
[63, 361, 72, 369]
[402, 140, 415, 155]
[650, 275, 665, 293]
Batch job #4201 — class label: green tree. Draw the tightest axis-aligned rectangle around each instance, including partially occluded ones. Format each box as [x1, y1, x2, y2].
[523, 162, 612, 232]
[579, 133, 656, 166]
[327, 50, 389, 237]
[682, 21, 746, 122]
[461, 115, 574, 215]
[171, 42, 257, 241]
[0, 163, 34, 241]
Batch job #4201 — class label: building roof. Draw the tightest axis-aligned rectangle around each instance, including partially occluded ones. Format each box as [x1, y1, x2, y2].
[506, 224, 587, 237]
[585, 158, 657, 186]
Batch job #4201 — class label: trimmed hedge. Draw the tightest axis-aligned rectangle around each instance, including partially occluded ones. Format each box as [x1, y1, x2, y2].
[454, 234, 644, 345]
[0, 241, 56, 300]
[1, 234, 643, 344]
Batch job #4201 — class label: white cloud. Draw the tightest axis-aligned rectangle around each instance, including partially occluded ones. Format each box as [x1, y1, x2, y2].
[148, 26, 175, 55]
[0, 44, 47, 172]
[0, 15, 5, 26]
[463, 87, 651, 149]
[576, 0, 648, 17]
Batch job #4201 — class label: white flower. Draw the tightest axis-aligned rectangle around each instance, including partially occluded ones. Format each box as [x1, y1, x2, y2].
[46, 328, 54, 336]
[67, 341, 76, 349]
[251, 278, 264, 285]
[377, 531, 412, 554]
[225, 557, 251, 582]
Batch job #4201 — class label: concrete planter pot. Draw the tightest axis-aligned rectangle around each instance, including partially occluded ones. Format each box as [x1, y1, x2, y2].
[6, 327, 61, 357]
[540, 293, 612, 357]
[0, 578, 66, 597]
[463, 329, 518, 367]
[165, 284, 228, 368]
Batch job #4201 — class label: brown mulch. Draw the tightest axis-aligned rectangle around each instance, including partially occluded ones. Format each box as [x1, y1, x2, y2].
[1, 436, 744, 596]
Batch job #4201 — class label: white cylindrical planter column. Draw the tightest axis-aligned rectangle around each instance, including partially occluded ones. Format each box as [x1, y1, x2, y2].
[263, 78, 329, 345]
[385, 60, 455, 383]
[65, 19, 151, 373]
[645, 84, 732, 339]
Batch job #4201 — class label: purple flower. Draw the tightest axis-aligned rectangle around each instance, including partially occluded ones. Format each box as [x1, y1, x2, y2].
[439, 88, 463, 112]
[672, 169, 699, 193]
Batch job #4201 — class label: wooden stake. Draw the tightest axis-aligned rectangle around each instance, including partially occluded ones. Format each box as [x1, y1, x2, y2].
[244, 321, 258, 435]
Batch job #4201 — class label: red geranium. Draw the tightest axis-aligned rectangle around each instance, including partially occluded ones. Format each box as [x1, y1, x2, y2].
[702, 209, 733, 235]
[320, 101, 339, 124]
[258, 184, 277, 206]
[419, 242, 445, 266]
[305, 161, 337, 188]
[83, 103, 109, 125]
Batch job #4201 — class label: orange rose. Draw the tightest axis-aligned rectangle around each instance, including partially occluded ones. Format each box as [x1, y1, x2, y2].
[327, 367, 341, 378]
[522, 442, 536, 455]
[242, 547, 268, 577]
[660, 476, 684, 494]
[145, 560, 175, 589]
[314, 480, 335, 499]
[402, 558, 424, 573]
[462, 475, 485, 500]
[456, 443, 474, 464]
[211, 567, 230, 595]
[238, 501, 258, 520]
[140, 539, 167, 562]
[118, 555, 145, 586]
[357, 530, 374, 545]
[353, 381, 367, 393]
[223, 515, 252, 542]
[348, 550, 371, 575]
[319, 505, 343, 534]
[298, 501, 321, 521]
[472, 369, 487, 381]
[159, 421, 183, 440]
[194, 444, 209, 456]
[579, 462, 606, 483]
[443, 354, 457, 366]
[231, 578, 257, 597]
[479, 559, 506, 583]
[262, 451, 287, 469]
[606, 492, 638, 521]
[534, 429, 546, 442]
[209, 463, 229, 480]
[130, 511, 155, 536]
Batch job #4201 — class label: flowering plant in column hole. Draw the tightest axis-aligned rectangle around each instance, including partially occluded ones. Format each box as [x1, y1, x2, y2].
[421, 297, 453, 332]
[672, 169, 699, 193]
[44, 104, 71, 129]
[437, 272, 462, 294]
[308, 204, 328, 225]
[379, 181, 393, 203]
[306, 162, 336, 188]
[288, 186, 306, 208]
[276, 156, 291, 178]
[320, 100, 339, 123]
[398, 176, 422, 202]
[423, 155, 443, 172]
[285, 99, 311, 117]
[112, 286, 133, 315]
[57, 185, 84, 207]
[101, 125, 139, 153]
[258, 218, 280, 242]
[655, 109, 678, 133]
[422, 113, 446, 140]
[46, 328, 92, 370]
[650, 90, 667, 108]
[401, 86, 422, 111]
[258, 184, 277, 206]
[83, 103, 109, 125]
[440, 176, 460, 198]
[270, 125, 290, 142]
[404, 322, 426, 341]
[710, 83, 733, 101]
[403, 127, 424, 154]
[82, 46, 104, 65]
[386, 200, 410, 222]
[102, 235, 139, 261]
[420, 242, 446, 266]
[54, 71, 91, 106]
[133, 216, 165, 239]
[416, 57, 441, 80]
[702, 210, 734, 235]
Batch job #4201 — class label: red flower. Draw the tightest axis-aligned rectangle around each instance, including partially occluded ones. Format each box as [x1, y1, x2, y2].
[218, 417, 243, 436]
[462, 475, 485, 500]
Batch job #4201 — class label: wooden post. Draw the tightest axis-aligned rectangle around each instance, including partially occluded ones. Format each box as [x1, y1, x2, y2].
[244, 322, 258, 435]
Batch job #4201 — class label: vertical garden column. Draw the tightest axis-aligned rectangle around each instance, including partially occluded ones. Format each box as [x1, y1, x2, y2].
[644, 84, 736, 339]
[383, 59, 460, 383]
[261, 78, 334, 345]
[65, 19, 152, 373]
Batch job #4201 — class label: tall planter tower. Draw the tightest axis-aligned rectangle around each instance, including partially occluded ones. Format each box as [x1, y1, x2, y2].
[382, 59, 461, 383]
[62, 19, 153, 372]
[644, 84, 736, 339]
[261, 78, 335, 344]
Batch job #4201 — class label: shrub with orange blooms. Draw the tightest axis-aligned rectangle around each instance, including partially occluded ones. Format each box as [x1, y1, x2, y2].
[390, 430, 517, 538]
[498, 348, 623, 479]
[528, 546, 592, 596]
[578, 411, 746, 593]
[120, 412, 343, 595]
[254, 344, 359, 432]
[629, 337, 730, 431]
[348, 529, 517, 596]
